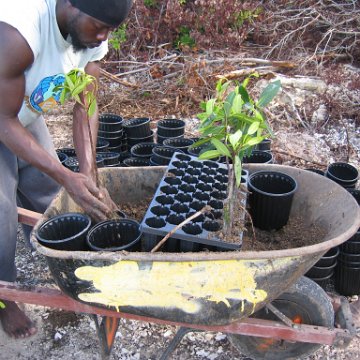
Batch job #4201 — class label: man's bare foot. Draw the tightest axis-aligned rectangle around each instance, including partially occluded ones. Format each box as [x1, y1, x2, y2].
[0, 300, 37, 339]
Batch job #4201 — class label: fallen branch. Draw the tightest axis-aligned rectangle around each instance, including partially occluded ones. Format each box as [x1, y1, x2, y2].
[99, 68, 140, 88]
[273, 149, 326, 167]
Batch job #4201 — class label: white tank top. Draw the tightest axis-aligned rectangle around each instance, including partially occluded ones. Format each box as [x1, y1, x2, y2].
[0, 0, 108, 126]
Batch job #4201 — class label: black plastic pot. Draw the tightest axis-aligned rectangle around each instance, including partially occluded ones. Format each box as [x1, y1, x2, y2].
[187, 143, 215, 157]
[243, 150, 273, 164]
[56, 147, 76, 158]
[326, 162, 359, 188]
[64, 156, 104, 172]
[123, 117, 151, 138]
[98, 128, 124, 140]
[86, 219, 142, 252]
[335, 259, 360, 296]
[127, 130, 154, 148]
[315, 246, 339, 267]
[305, 168, 325, 176]
[340, 237, 360, 253]
[97, 134, 122, 148]
[97, 151, 120, 166]
[338, 251, 360, 263]
[130, 142, 158, 159]
[248, 171, 297, 230]
[117, 150, 131, 163]
[35, 213, 91, 251]
[305, 261, 337, 278]
[64, 157, 80, 172]
[96, 138, 110, 152]
[108, 144, 128, 154]
[157, 118, 185, 137]
[99, 113, 123, 132]
[57, 152, 68, 164]
[123, 157, 151, 167]
[255, 138, 272, 151]
[348, 188, 360, 205]
[151, 146, 183, 165]
[163, 137, 194, 153]
[157, 134, 183, 145]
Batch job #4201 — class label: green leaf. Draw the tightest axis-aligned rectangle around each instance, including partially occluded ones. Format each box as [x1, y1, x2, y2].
[237, 85, 250, 104]
[201, 124, 225, 137]
[206, 98, 216, 115]
[224, 91, 236, 117]
[257, 80, 281, 108]
[232, 94, 243, 114]
[210, 138, 231, 157]
[0, 301, 5, 309]
[247, 121, 260, 135]
[198, 149, 221, 160]
[234, 155, 242, 187]
[245, 136, 264, 147]
[229, 130, 243, 148]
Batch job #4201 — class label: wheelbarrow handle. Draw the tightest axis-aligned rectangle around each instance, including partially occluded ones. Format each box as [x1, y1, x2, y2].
[17, 207, 42, 227]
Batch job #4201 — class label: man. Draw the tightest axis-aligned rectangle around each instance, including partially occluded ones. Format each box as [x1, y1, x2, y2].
[0, 0, 132, 339]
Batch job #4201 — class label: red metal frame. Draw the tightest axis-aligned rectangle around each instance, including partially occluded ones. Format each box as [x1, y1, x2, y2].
[0, 280, 350, 346]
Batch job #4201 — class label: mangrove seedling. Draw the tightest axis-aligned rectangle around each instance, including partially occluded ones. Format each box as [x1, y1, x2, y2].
[195, 74, 281, 236]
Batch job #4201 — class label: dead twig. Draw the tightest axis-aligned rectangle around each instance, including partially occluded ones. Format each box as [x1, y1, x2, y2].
[150, 205, 212, 253]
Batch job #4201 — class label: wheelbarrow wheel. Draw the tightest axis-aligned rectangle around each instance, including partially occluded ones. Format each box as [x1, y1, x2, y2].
[228, 276, 334, 360]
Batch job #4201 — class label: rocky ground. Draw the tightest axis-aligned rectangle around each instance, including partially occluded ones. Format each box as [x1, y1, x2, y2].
[0, 62, 359, 359]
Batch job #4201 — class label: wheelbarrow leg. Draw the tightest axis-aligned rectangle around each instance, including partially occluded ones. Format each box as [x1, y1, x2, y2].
[159, 327, 199, 360]
[91, 315, 120, 360]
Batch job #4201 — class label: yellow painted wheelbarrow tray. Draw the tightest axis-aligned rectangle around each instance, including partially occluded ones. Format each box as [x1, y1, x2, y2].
[29, 164, 360, 327]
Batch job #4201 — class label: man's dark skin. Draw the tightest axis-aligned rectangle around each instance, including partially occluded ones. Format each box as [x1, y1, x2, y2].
[0, 0, 121, 339]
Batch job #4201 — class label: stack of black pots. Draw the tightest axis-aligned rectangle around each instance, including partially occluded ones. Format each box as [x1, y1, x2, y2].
[123, 117, 153, 148]
[305, 247, 339, 289]
[98, 113, 126, 151]
[156, 118, 185, 144]
[336, 189, 360, 295]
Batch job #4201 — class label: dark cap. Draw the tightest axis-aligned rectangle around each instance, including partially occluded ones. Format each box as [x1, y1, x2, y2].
[69, 0, 132, 27]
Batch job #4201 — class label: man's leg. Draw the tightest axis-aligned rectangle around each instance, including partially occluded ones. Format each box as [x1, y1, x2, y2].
[17, 118, 61, 246]
[0, 117, 60, 339]
[0, 141, 37, 338]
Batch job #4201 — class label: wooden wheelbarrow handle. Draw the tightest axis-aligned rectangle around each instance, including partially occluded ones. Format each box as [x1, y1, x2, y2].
[17, 207, 42, 227]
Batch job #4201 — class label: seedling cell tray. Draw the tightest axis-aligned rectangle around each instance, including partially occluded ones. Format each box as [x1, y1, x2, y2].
[140, 152, 247, 251]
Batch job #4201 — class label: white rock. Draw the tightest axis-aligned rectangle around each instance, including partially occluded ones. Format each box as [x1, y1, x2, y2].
[196, 349, 210, 357]
[215, 333, 227, 341]
[54, 332, 62, 341]
[163, 329, 173, 338]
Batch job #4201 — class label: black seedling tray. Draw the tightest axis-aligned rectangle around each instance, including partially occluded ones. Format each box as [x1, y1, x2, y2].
[140, 152, 248, 252]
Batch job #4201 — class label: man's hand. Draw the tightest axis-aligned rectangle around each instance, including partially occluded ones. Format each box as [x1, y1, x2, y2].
[62, 172, 118, 222]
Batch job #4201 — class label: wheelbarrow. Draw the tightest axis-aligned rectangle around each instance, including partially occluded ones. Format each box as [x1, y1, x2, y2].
[3, 164, 360, 359]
